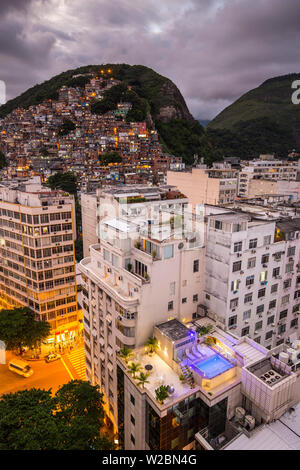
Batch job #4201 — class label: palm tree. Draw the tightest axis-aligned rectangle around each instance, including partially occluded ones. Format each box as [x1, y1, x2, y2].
[128, 362, 142, 378]
[155, 385, 169, 404]
[146, 336, 158, 355]
[137, 372, 150, 389]
[118, 346, 133, 363]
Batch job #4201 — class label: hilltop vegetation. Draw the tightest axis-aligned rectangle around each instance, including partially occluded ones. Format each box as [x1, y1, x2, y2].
[208, 73, 300, 157]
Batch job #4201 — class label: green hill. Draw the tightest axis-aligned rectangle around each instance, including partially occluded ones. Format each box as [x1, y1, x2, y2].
[0, 64, 216, 165]
[207, 73, 300, 157]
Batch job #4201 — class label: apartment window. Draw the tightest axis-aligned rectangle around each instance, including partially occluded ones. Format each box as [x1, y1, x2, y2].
[264, 235, 271, 246]
[278, 324, 286, 334]
[261, 254, 269, 264]
[256, 304, 264, 314]
[168, 301, 173, 311]
[255, 321, 263, 331]
[169, 282, 175, 296]
[112, 254, 119, 267]
[230, 298, 239, 309]
[244, 293, 252, 303]
[193, 294, 198, 302]
[247, 258, 256, 269]
[295, 290, 300, 300]
[291, 318, 298, 328]
[286, 263, 294, 273]
[279, 309, 288, 320]
[265, 331, 273, 340]
[246, 275, 254, 286]
[254, 337, 261, 344]
[243, 310, 251, 320]
[234, 241, 242, 253]
[249, 238, 257, 249]
[284, 279, 292, 289]
[130, 415, 135, 426]
[33, 215, 39, 225]
[231, 279, 240, 292]
[293, 304, 300, 313]
[282, 295, 289, 305]
[228, 315, 237, 327]
[272, 267, 280, 278]
[241, 326, 250, 336]
[287, 246, 296, 257]
[164, 245, 174, 259]
[130, 394, 135, 406]
[130, 434, 135, 445]
[182, 298, 187, 304]
[269, 299, 276, 309]
[258, 288, 266, 299]
[267, 316, 274, 325]
[271, 284, 278, 294]
[233, 261, 242, 272]
[103, 249, 110, 262]
[193, 259, 199, 273]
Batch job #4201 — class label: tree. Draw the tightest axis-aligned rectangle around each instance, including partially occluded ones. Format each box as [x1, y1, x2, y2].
[0, 307, 50, 355]
[0, 151, 7, 169]
[100, 151, 122, 164]
[145, 336, 159, 354]
[0, 381, 115, 450]
[75, 237, 83, 262]
[128, 362, 142, 378]
[118, 346, 133, 363]
[47, 172, 77, 195]
[137, 372, 150, 389]
[155, 385, 169, 404]
[58, 118, 76, 136]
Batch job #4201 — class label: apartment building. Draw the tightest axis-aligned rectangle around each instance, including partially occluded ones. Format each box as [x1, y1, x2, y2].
[238, 156, 300, 198]
[0, 176, 80, 341]
[204, 211, 300, 349]
[116, 317, 300, 450]
[78, 192, 205, 429]
[167, 164, 238, 208]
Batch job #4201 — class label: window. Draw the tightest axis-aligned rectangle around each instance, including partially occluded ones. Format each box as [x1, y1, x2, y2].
[193, 294, 198, 302]
[258, 288, 266, 299]
[255, 321, 263, 331]
[282, 295, 289, 305]
[241, 326, 250, 336]
[278, 324, 286, 334]
[244, 293, 252, 303]
[249, 238, 257, 249]
[234, 241, 242, 252]
[256, 305, 264, 314]
[261, 254, 269, 264]
[168, 301, 173, 311]
[269, 299, 276, 309]
[287, 246, 296, 257]
[233, 261, 242, 272]
[169, 282, 175, 296]
[228, 315, 237, 327]
[130, 394, 135, 406]
[230, 298, 239, 309]
[272, 267, 280, 278]
[265, 331, 273, 340]
[246, 275, 254, 286]
[264, 235, 271, 246]
[164, 245, 174, 259]
[267, 316, 274, 325]
[193, 259, 199, 273]
[130, 434, 135, 445]
[291, 318, 298, 328]
[271, 284, 278, 294]
[243, 310, 251, 320]
[279, 309, 288, 320]
[231, 279, 240, 292]
[130, 415, 135, 426]
[295, 290, 300, 300]
[182, 298, 187, 304]
[247, 258, 256, 269]
[284, 279, 291, 289]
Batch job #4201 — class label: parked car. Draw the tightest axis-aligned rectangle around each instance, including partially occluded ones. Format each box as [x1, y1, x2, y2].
[45, 353, 61, 363]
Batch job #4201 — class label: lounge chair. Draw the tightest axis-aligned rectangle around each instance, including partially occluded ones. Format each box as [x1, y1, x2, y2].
[185, 348, 196, 361]
[192, 346, 201, 358]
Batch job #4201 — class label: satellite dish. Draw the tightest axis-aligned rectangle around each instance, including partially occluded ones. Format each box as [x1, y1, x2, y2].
[178, 242, 184, 250]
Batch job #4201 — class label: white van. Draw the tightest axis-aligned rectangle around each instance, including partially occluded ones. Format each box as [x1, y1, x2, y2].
[8, 359, 33, 377]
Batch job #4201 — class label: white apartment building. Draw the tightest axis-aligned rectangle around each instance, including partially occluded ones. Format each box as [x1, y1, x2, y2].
[78, 190, 206, 429]
[0, 177, 80, 340]
[204, 211, 300, 349]
[238, 157, 300, 198]
[116, 316, 300, 450]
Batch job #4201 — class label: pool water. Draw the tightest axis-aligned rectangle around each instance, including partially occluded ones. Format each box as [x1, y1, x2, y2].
[195, 354, 233, 378]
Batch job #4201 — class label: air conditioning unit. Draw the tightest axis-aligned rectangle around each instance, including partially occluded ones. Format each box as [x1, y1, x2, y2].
[118, 276, 123, 281]
[107, 268, 111, 273]
[240, 271, 244, 274]
[251, 250, 256, 254]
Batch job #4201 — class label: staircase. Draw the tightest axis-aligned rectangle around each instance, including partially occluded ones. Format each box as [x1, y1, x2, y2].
[180, 363, 195, 388]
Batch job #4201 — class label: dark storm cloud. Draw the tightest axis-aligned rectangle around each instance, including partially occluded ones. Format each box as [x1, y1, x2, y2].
[1, 0, 300, 119]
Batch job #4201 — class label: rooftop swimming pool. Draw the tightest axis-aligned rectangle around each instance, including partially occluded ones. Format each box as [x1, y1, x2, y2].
[194, 354, 234, 379]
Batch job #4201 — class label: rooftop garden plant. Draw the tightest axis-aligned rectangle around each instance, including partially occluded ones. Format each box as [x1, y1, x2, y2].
[128, 362, 142, 378]
[136, 372, 150, 389]
[155, 385, 169, 405]
[118, 346, 134, 364]
[196, 324, 214, 337]
[145, 336, 158, 355]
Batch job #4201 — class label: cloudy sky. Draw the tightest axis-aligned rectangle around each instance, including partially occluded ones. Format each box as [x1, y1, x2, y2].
[1, 0, 300, 119]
